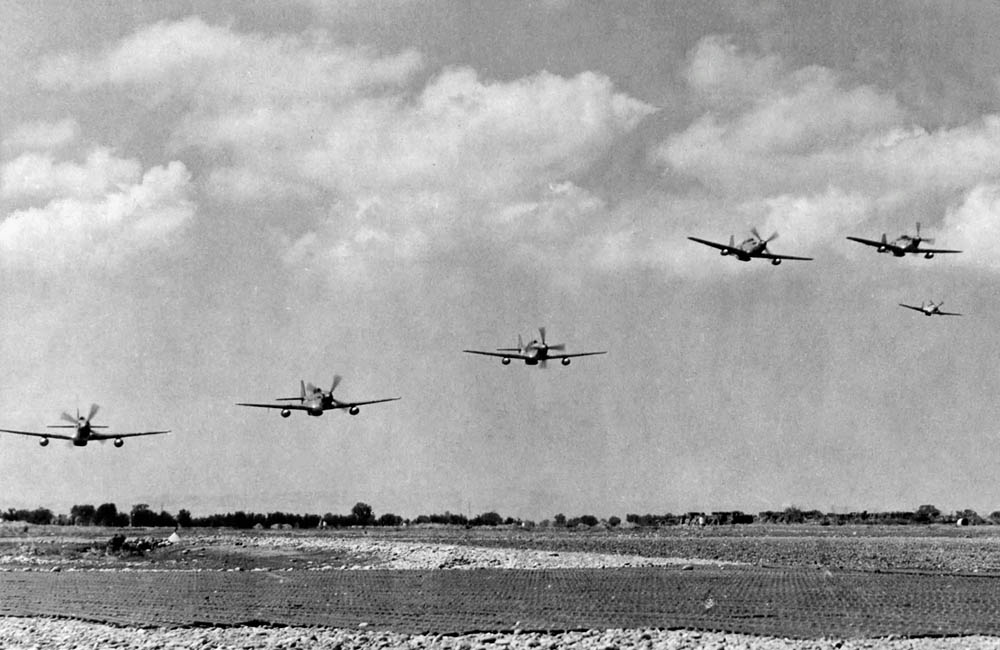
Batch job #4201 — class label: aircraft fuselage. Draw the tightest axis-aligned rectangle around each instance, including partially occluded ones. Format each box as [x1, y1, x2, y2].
[724, 239, 766, 261]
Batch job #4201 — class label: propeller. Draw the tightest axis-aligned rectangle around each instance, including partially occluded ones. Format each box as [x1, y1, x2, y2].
[538, 327, 566, 351]
[61, 404, 99, 427]
[751, 227, 779, 245]
[915, 222, 934, 243]
[330, 375, 342, 395]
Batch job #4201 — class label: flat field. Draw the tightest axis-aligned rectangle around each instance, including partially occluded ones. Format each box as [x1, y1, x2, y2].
[1, 523, 999, 647]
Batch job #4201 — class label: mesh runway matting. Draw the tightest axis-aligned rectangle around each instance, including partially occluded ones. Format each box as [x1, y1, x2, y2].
[1, 566, 998, 638]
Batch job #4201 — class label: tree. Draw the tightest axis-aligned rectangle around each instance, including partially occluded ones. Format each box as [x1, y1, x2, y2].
[176, 509, 192, 528]
[914, 504, 941, 524]
[608, 516, 621, 527]
[70, 504, 96, 526]
[471, 511, 503, 526]
[351, 502, 374, 526]
[378, 513, 403, 527]
[130, 504, 155, 527]
[94, 503, 120, 527]
[553, 513, 566, 527]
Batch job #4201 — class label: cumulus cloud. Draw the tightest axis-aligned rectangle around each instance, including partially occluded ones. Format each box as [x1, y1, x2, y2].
[942, 184, 1000, 270]
[660, 45, 907, 198]
[0, 157, 193, 273]
[2, 118, 79, 152]
[37, 17, 656, 280]
[2, 148, 141, 201]
[38, 16, 423, 105]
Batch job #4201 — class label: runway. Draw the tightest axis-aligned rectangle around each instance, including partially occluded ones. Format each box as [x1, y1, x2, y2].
[2, 566, 999, 638]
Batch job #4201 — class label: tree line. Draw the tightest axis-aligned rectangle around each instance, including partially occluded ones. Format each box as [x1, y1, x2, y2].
[4, 503, 1000, 528]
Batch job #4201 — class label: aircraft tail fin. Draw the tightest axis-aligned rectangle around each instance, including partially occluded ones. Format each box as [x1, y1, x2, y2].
[276, 381, 307, 402]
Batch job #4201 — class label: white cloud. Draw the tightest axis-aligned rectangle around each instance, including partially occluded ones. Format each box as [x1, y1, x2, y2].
[942, 183, 1000, 270]
[683, 35, 783, 111]
[2, 118, 79, 151]
[183, 67, 656, 201]
[2, 148, 141, 201]
[0, 159, 193, 273]
[38, 16, 424, 105]
[37, 18, 656, 281]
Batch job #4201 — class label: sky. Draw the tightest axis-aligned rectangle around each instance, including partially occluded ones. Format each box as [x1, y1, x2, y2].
[3, 0, 1000, 521]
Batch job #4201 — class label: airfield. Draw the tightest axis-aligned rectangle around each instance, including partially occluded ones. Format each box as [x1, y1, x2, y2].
[1, 524, 1000, 648]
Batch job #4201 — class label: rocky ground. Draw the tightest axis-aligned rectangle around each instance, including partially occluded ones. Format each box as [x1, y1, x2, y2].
[0, 529, 744, 572]
[1, 618, 999, 650]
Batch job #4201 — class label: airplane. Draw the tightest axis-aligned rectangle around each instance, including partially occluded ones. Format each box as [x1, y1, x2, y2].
[0, 404, 169, 448]
[237, 376, 400, 417]
[463, 327, 607, 367]
[846, 222, 961, 258]
[899, 301, 962, 317]
[687, 228, 813, 265]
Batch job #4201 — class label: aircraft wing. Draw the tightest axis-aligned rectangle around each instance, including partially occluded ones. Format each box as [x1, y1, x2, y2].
[898, 303, 926, 313]
[236, 402, 314, 411]
[754, 251, 814, 261]
[845, 236, 907, 255]
[0, 428, 74, 441]
[546, 351, 608, 360]
[687, 236, 732, 253]
[845, 236, 885, 248]
[463, 350, 530, 360]
[330, 397, 401, 409]
[90, 430, 170, 440]
[917, 247, 962, 254]
[937, 310, 963, 316]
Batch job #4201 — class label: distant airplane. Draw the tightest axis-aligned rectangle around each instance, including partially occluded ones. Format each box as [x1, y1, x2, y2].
[237, 376, 400, 418]
[0, 404, 169, 448]
[846, 222, 961, 258]
[464, 327, 606, 367]
[687, 228, 813, 265]
[899, 301, 962, 317]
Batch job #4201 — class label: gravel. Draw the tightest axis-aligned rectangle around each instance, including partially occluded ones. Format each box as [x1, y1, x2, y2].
[1, 618, 998, 650]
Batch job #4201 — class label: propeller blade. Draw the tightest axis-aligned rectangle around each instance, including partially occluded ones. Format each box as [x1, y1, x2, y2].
[751, 227, 762, 241]
[549, 344, 566, 351]
[539, 327, 547, 346]
[61, 412, 77, 424]
[87, 403, 99, 423]
[916, 221, 921, 238]
[766, 231, 779, 243]
[540, 359, 548, 369]
[330, 375, 342, 394]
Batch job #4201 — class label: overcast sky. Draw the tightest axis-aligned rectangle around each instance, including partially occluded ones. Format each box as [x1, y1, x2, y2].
[3, 1, 1000, 520]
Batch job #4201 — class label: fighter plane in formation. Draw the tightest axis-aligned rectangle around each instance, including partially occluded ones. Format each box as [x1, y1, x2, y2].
[464, 327, 606, 367]
[237, 376, 400, 417]
[846, 222, 961, 258]
[0, 404, 169, 447]
[899, 301, 962, 317]
[687, 229, 813, 265]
